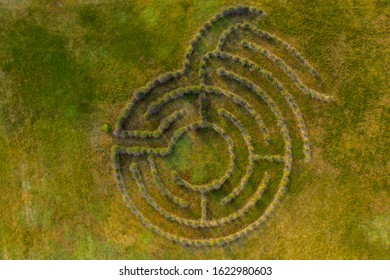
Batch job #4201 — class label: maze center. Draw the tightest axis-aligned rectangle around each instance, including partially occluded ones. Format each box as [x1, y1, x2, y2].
[164, 126, 230, 186]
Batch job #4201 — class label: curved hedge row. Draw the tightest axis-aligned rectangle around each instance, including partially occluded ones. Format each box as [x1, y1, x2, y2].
[129, 160, 245, 230]
[182, 6, 265, 74]
[114, 71, 182, 137]
[120, 110, 184, 138]
[199, 58, 207, 85]
[203, 83, 271, 142]
[207, 171, 270, 227]
[114, 148, 272, 247]
[112, 117, 292, 246]
[199, 91, 208, 124]
[146, 86, 203, 117]
[241, 40, 333, 102]
[113, 123, 196, 157]
[125, 162, 277, 232]
[130, 162, 202, 227]
[200, 193, 208, 222]
[211, 51, 311, 161]
[253, 155, 285, 163]
[217, 68, 293, 165]
[115, 6, 268, 139]
[148, 156, 189, 208]
[114, 152, 292, 247]
[218, 109, 257, 204]
[215, 22, 321, 79]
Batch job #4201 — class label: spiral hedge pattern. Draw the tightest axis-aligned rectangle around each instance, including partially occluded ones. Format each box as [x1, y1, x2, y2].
[111, 5, 333, 246]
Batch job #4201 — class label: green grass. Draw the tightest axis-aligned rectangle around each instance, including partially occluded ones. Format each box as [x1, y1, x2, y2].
[164, 128, 229, 184]
[0, 0, 388, 259]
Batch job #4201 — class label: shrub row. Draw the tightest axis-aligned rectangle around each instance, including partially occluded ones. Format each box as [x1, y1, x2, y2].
[113, 135, 289, 246]
[199, 91, 208, 123]
[216, 27, 232, 50]
[284, 153, 292, 173]
[114, 71, 181, 136]
[215, 22, 268, 52]
[115, 163, 263, 248]
[119, 121, 215, 158]
[111, 148, 124, 191]
[121, 110, 184, 138]
[220, 160, 253, 206]
[198, 57, 207, 84]
[243, 171, 269, 209]
[227, 22, 321, 79]
[200, 194, 208, 222]
[216, 68, 293, 158]
[182, 6, 265, 75]
[214, 53, 310, 161]
[241, 40, 333, 102]
[130, 161, 202, 227]
[175, 166, 233, 193]
[197, 57, 208, 121]
[215, 21, 256, 51]
[113, 154, 290, 247]
[113, 163, 291, 247]
[148, 156, 189, 208]
[147, 86, 203, 117]
[253, 154, 285, 163]
[219, 109, 256, 204]
[110, 154, 169, 234]
[202, 165, 292, 246]
[114, 129, 232, 231]
[111, 162, 151, 228]
[202, 172, 271, 227]
[116, 163, 288, 247]
[206, 79, 270, 142]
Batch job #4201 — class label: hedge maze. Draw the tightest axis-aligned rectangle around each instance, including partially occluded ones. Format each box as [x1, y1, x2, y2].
[111, 6, 333, 246]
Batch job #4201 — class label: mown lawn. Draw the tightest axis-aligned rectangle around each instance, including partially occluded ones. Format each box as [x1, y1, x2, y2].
[0, 0, 388, 259]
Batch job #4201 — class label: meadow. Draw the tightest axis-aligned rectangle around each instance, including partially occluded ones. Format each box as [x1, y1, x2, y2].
[0, 0, 388, 259]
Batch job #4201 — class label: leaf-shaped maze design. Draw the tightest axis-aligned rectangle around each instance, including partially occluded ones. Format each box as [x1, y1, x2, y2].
[111, 6, 333, 246]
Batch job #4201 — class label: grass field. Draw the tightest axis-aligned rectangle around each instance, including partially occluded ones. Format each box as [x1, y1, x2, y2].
[0, 0, 388, 259]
